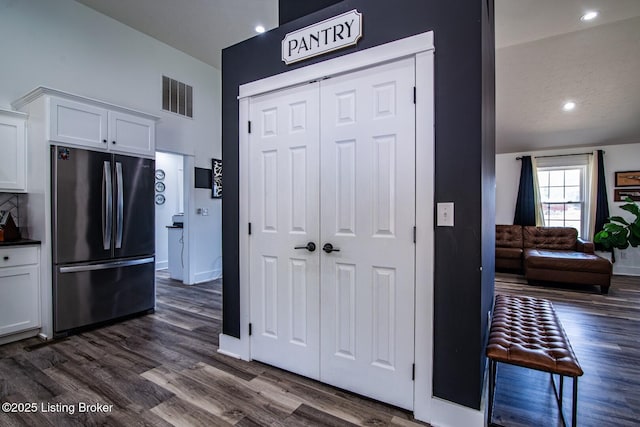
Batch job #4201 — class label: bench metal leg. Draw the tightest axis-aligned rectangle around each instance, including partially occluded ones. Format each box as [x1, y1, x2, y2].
[572, 377, 579, 427]
[559, 374, 564, 413]
[488, 359, 497, 425]
[551, 373, 579, 427]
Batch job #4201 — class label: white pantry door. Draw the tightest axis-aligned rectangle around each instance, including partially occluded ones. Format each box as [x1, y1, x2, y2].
[249, 82, 321, 379]
[319, 57, 416, 410]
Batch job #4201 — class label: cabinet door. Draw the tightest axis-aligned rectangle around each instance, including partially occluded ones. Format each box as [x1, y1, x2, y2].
[0, 111, 26, 192]
[108, 111, 155, 157]
[49, 97, 109, 150]
[0, 265, 40, 336]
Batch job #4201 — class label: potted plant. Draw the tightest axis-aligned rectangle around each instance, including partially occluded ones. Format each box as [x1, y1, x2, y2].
[594, 197, 640, 250]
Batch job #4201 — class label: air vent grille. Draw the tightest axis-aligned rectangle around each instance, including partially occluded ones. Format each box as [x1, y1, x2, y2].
[162, 76, 193, 118]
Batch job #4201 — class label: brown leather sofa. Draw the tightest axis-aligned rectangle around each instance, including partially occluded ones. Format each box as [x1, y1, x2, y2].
[496, 225, 613, 294]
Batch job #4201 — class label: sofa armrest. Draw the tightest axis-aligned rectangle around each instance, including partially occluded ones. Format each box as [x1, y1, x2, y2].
[577, 238, 595, 253]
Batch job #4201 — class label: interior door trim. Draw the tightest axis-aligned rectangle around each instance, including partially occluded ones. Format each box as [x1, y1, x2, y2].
[238, 32, 433, 99]
[227, 30, 435, 421]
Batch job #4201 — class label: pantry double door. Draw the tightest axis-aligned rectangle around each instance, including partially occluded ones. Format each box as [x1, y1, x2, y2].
[248, 57, 416, 410]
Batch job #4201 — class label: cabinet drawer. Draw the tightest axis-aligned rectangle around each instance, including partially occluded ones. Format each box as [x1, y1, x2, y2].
[0, 246, 38, 268]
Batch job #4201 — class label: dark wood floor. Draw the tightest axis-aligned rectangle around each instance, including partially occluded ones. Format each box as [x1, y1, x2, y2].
[0, 271, 426, 427]
[1, 272, 638, 426]
[493, 273, 640, 427]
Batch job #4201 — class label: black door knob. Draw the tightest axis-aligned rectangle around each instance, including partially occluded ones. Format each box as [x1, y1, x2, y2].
[3, 256, 8, 261]
[322, 243, 340, 253]
[294, 242, 316, 252]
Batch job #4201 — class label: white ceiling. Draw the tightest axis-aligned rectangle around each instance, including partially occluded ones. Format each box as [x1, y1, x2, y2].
[74, 0, 640, 154]
[74, 0, 279, 69]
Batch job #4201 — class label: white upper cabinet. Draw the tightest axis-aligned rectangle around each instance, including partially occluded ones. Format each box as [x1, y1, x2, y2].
[49, 97, 109, 150]
[13, 87, 158, 158]
[0, 109, 27, 192]
[108, 111, 155, 157]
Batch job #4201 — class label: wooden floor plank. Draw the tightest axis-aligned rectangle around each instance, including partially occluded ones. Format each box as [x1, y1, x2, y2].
[150, 396, 233, 427]
[2, 271, 637, 426]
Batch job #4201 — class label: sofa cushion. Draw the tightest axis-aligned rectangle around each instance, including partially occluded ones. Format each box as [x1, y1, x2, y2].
[496, 225, 523, 248]
[496, 247, 523, 259]
[524, 249, 612, 274]
[523, 226, 577, 250]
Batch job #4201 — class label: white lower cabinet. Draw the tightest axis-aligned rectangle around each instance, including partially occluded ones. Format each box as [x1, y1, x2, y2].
[0, 246, 40, 339]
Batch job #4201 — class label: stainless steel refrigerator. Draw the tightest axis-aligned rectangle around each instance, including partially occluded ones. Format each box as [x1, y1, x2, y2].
[51, 146, 155, 336]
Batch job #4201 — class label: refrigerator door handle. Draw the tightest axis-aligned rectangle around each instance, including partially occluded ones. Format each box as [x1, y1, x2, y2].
[59, 257, 155, 273]
[115, 162, 124, 248]
[103, 161, 112, 250]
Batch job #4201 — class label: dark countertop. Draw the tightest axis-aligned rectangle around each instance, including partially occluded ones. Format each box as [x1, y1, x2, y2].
[0, 238, 41, 247]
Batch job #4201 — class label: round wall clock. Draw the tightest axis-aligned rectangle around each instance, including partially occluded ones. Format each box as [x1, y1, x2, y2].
[155, 181, 165, 192]
[155, 194, 166, 205]
[155, 169, 165, 180]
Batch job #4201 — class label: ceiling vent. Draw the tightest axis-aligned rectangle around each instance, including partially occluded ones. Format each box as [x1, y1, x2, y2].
[162, 76, 193, 118]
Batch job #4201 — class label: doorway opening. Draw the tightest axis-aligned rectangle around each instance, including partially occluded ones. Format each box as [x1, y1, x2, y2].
[155, 151, 187, 281]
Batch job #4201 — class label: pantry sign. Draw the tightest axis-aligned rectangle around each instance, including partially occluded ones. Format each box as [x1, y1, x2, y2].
[282, 10, 363, 65]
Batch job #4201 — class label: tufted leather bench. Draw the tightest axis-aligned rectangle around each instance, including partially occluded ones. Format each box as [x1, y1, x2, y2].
[486, 294, 583, 427]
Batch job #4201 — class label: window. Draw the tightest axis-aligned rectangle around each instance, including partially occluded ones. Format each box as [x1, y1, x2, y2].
[537, 166, 587, 236]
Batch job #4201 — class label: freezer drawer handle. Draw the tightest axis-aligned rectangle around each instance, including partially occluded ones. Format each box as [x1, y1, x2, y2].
[115, 162, 124, 249]
[59, 257, 155, 273]
[103, 161, 112, 250]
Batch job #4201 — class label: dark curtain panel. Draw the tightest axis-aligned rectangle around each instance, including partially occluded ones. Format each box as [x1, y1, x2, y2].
[594, 150, 613, 259]
[513, 156, 536, 226]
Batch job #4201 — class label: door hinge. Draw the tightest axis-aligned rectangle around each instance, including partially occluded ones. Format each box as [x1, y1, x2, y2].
[413, 86, 416, 104]
[413, 226, 417, 243]
[248, 121, 252, 133]
[248, 222, 252, 235]
[249, 323, 252, 336]
[412, 363, 415, 380]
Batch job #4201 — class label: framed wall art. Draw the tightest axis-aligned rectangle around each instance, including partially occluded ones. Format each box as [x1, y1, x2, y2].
[614, 188, 640, 202]
[615, 171, 640, 187]
[212, 158, 223, 199]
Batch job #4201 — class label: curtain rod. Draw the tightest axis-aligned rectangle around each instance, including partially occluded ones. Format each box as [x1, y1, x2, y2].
[515, 151, 601, 160]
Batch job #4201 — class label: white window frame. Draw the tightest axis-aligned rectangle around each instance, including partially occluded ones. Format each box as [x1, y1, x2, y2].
[536, 158, 590, 238]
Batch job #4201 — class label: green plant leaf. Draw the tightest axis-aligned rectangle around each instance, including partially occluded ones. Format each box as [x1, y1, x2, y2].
[603, 223, 624, 232]
[608, 216, 629, 226]
[621, 201, 640, 216]
[598, 197, 639, 250]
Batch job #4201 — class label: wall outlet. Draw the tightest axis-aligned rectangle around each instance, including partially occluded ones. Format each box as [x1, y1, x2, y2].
[620, 251, 627, 260]
[202, 208, 209, 216]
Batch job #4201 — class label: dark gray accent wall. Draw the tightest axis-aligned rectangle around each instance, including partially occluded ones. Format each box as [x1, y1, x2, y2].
[279, 0, 344, 25]
[222, 0, 495, 410]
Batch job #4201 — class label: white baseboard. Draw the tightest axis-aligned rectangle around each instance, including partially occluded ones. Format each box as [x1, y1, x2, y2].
[155, 261, 168, 270]
[613, 267, 640, 276]
[194, 268, 222, 283]
[0, 328, 40, 345]
[218, 333, 250, 361]
[428, 396, 485, 427]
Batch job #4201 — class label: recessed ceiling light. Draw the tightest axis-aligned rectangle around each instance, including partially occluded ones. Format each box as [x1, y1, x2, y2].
[563, 101, 576, 111]
[255, 25, 266, 34]
[580, 11, 598, 21]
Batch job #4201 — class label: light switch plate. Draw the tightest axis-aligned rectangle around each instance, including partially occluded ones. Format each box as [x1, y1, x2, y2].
[437, 202, 454, 227]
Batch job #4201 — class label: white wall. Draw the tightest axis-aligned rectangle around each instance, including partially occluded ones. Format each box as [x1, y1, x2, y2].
[496, 142, 640, 276]
[155, 152, 184, 270]
[0, 0, 222, 282]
